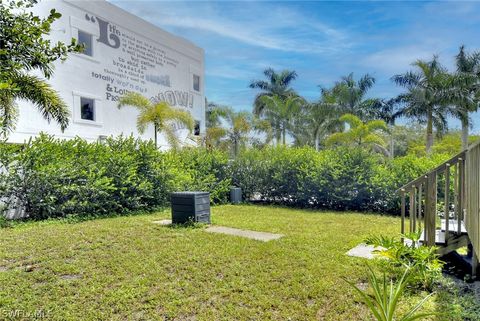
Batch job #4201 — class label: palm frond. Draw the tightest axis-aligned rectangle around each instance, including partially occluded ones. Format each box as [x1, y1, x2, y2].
[0, 91, 18, 137]
[118, 92, 152, 111]
[12, 73, 69, 131]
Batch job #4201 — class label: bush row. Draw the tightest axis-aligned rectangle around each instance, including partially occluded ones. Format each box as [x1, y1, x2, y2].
[0, 135, 449, 219]
[0, 135, 230, 219]
[230, 146, 449, 213]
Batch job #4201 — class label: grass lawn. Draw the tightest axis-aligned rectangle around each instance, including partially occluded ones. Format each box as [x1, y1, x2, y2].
[0, 205, 477, 320]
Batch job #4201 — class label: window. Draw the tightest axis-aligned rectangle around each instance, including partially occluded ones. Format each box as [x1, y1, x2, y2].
[193, 74, 200, 92]
[80, 97, 95, 121]
[194, 120, 201, 136]
[78, 30, 93, 56]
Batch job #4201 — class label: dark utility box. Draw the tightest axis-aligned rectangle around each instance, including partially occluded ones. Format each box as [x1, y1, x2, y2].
[171, 192, 210, 224]
[230, 187, 242, 204]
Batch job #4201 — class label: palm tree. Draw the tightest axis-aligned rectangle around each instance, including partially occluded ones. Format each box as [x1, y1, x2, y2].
[330, 73, 376, 120]
[118, 92, 194, 149]
[365, 97, 404, 158]
[451, 45, 480, 150]
[221, 108, 253, 157]
[205, 102, 228, 149]
[249, 68, 298, 116]
[260, 94, 304, 145]
[308, 88, 343, 151]
[392, 57, 451, 155]
[326, 113, 389, 156]
[0, 71, 70, 137]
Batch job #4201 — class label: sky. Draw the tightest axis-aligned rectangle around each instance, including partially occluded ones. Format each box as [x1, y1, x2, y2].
[110, 0, 480, 133]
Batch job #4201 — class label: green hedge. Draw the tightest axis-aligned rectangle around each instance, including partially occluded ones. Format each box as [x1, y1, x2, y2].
[231, 146, 449, 213]
[0, 135, 230, 219]
[0, 135, 449, 219]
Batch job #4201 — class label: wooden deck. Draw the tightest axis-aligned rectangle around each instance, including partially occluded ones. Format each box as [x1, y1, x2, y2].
[405, 219, 468, 247]
[440, 219, 467, 234]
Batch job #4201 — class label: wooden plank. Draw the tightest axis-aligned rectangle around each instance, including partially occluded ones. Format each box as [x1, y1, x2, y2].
[410, 189, 415, 233]
[417, 184, 423, 232]
[401, 189, 405, 240]
[458, 158, 465, 235]
[440, 219, 467, 234]
[445, 164, 450, 238]
[425, 173, 437, 246]
[454, 163, 459, 222]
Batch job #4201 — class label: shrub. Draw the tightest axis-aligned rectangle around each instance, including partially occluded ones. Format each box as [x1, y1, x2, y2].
[163, 148, 231, 204]
[365, 231, 444, 290]
[231, 146, 446, 213]
[0, 134, 231, 220]
[0, 135, 449, 220]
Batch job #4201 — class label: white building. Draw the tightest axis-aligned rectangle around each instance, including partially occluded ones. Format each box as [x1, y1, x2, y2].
[10, 0, 205, 148]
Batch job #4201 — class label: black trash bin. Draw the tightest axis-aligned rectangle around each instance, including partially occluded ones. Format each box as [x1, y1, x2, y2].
[171, 192, 210, 224]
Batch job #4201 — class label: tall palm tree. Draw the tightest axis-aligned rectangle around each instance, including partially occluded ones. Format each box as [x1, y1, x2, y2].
[249, 68, 298, 116]
[260, 94, 304, 145]
[392, 57, 451, 155]
[118, 92, 194, 149]
[330, 73, 376, 120]
[308, 88, 343, 151]
[0, 71, 70, 137]
[451, 45, 480, 150]
[326, 113, 389, 156]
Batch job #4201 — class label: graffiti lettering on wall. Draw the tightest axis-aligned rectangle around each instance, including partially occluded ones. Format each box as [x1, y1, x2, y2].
[84, 13, 194, 111]
[85, 14, 120, 49]
[150, 91, 194, 109]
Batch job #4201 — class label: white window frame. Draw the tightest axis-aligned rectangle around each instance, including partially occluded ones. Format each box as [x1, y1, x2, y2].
[189, 65, 202, 95]
[192, 74, 201, 93]
[72, 92, 103, 127]
[77, 29, 94, 57]
[70, 16, 100, 63]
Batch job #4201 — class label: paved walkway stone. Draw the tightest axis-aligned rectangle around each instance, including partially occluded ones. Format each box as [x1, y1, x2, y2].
[205, 226, 283, 242]
[152, 219, 172, 226]
[346, 243, 384, 259]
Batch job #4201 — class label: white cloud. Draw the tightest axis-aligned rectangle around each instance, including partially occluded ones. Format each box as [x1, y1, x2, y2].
[111, 1, 350, 54]
[361, 46, 440, 75]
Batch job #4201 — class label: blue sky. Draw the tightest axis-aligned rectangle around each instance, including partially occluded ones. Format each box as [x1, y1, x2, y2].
[111, 0, 480, 133]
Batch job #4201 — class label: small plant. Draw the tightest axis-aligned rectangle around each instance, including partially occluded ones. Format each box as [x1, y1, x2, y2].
[0, 215, 12, 228]
[365, 232, 444, 290]
[346, 265, 435, 321]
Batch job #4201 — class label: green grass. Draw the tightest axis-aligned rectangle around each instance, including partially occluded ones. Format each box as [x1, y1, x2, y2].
[0, 205, 476, 320]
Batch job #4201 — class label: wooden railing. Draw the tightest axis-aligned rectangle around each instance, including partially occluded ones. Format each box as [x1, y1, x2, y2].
[397, 151, 466, 246]
[397, 140, 480, 276]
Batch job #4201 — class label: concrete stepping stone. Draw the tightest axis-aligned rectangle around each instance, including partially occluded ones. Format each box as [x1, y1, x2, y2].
[205, 226, 283, 242]
[152, 219, 172, 226]
[346, 243, 385, 259]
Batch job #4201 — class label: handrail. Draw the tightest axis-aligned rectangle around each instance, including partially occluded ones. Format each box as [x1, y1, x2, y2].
[396, 150, 466, 193]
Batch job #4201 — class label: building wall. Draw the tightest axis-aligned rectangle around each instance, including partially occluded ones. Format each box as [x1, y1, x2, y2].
[9, 0, 205, 149]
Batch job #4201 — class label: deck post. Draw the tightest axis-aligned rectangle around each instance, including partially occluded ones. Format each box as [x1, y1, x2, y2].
[401, 189, 406, 241]
[425, 173, 437, 246]
[458, 158, 464, 234]
[417, 184, 422, 229]
[454, 163, 459, 222]
[445, 164, 450, 238]
[409, 188, 415, 233]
